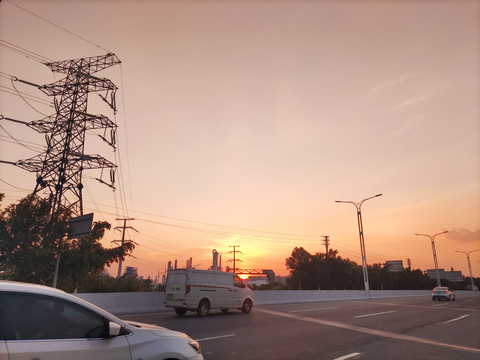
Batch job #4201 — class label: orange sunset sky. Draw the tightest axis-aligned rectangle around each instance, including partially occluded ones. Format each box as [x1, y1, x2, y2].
[1, 1, 479, 280]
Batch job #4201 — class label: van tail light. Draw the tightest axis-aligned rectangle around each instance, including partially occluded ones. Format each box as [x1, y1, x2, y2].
[186, 284, 191, 295]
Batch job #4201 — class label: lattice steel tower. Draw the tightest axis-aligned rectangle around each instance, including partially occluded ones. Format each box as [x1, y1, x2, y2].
[15, 53, 121, 217]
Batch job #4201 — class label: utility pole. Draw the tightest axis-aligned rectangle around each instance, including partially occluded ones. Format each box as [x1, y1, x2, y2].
[406, 258, 412, 270]
[113, 218, 136, 278]
[322, 235, 330, 257]
[455, 250, 479, 291]
[228, 245, 242, 273]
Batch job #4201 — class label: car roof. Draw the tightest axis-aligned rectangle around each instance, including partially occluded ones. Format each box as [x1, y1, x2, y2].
[0, 280, 68, 297]
[0, 280, 125, 324]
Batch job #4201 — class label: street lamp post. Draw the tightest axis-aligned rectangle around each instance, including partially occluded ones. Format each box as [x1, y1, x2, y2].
[455, 249, 479, 291]
[415, 231, 448, 287]
[335, 193, 382, 293]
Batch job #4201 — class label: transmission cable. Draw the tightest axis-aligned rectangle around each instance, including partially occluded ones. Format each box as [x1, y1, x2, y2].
[0, 135, 44, 152]
[10, 79, 52, 116]
[0, 85, 52, 108]
[0, 123, 40, 152]
[0, 178, 31, 191]
[4, 0, 111, 54]
[117, 64, 135, 217]
[0, 39, 52, 63]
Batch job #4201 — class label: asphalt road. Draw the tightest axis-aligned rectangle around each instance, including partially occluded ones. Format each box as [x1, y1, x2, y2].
[122, 294, 480, 360]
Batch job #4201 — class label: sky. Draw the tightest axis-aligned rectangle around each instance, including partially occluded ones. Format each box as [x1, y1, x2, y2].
[0, 0, 479, 281]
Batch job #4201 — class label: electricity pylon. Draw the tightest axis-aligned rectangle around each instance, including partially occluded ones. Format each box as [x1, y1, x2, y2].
[15, 53, 121, 217]
[227, 245, 242, 273]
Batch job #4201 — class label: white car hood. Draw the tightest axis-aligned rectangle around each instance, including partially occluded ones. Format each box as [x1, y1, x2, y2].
[124, 320, 189, 339]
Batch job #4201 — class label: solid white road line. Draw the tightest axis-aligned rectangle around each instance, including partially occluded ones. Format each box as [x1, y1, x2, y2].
[196, 334, 236, 342]
[290, 307, 339, 313]
[334, 352, 362, 360]
[354, 310, 396, 318]
[442, 314, 470, 324]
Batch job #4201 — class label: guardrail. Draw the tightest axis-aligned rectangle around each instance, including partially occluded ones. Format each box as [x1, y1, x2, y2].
[75, 290, 479, 315]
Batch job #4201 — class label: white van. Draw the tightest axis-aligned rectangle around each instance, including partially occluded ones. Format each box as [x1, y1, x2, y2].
[164, 269, 254, 317]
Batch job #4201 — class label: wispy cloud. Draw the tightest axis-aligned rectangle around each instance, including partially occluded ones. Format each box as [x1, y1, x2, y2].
[366, 73, 420, 96]
[446, 228, 480, 244]
[389, 94, 428, 112]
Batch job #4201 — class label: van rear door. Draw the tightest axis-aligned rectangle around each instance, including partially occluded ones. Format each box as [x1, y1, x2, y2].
[165, 270, 187, 303]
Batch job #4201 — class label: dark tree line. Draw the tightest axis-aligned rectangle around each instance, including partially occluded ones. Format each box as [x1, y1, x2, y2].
[0, 194, 135, 292]
[285, 247, 443, 290]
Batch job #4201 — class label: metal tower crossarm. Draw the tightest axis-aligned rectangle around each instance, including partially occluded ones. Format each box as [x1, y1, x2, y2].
[27, 112, 117, 133]
[43, 53, 121, 75]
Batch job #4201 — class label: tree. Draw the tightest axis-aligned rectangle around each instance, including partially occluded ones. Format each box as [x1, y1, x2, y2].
[0, 194, 134, 291]
[59, 221, 135, 292]
[0, 195, 69, 284]
[285, 247, 314, 289]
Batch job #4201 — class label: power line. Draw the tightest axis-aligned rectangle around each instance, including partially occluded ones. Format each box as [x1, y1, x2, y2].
[75, 199, 325, 240]
[0, 38, 52, 63]
[117, 64, 135, 219]
[0, 178, 31, 191]
[0, 135, 45, 151]
[0, 122, 40, 152]
[130, 210, 323, 239]
[3, 1, 111, 54]
[0, 86, 53, 108]
[9, 78, 52, 115]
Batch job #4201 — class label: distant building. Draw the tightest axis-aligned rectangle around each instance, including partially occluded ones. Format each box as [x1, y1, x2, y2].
[125, 266, 138, 277]
[426, 269, 463, 282]
[246, 276, 269, 287]
[385, 260, 404, 272]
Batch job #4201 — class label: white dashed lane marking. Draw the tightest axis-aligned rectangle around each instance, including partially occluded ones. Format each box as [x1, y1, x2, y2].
[196, 334, 236, 342]
[290, 307, 339, 313]
[442, 314, 470, 324]
[354, 310, 396, 318]
[334, 352, 362, 360]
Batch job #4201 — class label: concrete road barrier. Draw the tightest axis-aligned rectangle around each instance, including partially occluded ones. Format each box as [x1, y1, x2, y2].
[76, 290, 477, 315]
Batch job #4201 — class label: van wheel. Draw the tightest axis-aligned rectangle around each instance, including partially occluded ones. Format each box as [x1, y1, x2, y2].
[174, 308, 187, 316]
[241, 299, 252, 314]
[197, 300, 210, 317]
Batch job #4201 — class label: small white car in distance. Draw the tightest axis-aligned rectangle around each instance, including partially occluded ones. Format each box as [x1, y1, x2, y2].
[0, 281, 203, 360]
[432, 286, 456, 301]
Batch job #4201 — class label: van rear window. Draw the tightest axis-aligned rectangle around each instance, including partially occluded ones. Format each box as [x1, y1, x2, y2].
[166, 273, 186, 285]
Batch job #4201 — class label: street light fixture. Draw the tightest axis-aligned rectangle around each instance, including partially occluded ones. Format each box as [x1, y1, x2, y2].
[415, 231, 448, 287]
[455, 249, 479, 291]
[335, 193, 382, 293]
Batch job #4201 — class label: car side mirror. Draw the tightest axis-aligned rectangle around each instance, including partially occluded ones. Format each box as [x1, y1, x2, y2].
[108, 322, 122, 337]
